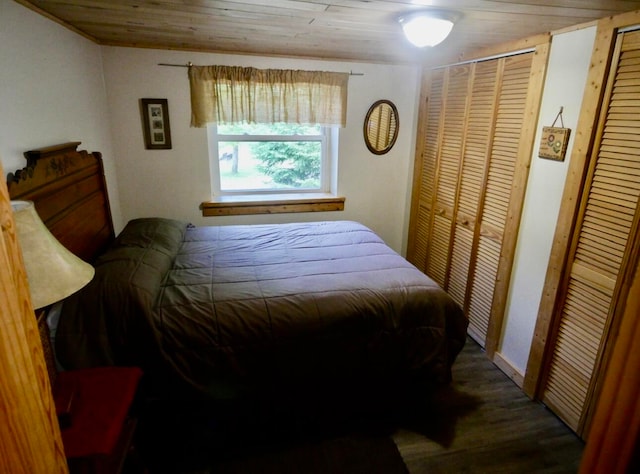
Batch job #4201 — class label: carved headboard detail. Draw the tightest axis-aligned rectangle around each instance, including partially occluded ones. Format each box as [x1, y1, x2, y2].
[7, 142, 115, 263]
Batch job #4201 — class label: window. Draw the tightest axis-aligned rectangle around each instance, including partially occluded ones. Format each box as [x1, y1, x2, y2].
[208, 122, 337, 196]
[192, 65, 348, 215]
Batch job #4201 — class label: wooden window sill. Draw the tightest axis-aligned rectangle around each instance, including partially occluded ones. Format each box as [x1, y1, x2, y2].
[201, 194, 345, 216]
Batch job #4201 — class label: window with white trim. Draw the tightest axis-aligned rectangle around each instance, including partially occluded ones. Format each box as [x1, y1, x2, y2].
[208, 122, 337, 197]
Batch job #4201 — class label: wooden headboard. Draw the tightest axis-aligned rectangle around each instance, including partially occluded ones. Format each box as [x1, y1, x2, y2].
[7, 142, 115, 263]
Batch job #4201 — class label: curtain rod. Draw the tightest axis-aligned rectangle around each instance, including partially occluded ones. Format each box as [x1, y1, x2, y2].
[157, 62, 364, 76]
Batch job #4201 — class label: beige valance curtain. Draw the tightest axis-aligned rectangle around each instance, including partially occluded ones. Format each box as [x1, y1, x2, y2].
[188, 65, 349, 127]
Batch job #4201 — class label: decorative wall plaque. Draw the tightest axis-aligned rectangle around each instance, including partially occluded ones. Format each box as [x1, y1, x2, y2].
[539, 107, 570, 161]
[539, 126, 571, 161]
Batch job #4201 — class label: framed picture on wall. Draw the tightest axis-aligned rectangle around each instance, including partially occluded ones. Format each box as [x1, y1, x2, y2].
[140, 98, 172, 149]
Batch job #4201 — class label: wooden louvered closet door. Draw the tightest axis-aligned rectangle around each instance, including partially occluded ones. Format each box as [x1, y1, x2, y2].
[408, 45, 547, 351]
[540, 29, 640, 437]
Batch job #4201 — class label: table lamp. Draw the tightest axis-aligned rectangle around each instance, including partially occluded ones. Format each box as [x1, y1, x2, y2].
[11, 200, 94, 309]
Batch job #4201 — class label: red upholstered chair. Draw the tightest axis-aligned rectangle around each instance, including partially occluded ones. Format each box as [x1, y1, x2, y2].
[56, 367, 143, 473]
[38, 311, 144, 474]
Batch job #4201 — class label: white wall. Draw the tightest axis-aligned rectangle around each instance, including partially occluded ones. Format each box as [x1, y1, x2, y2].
[101, 47, 420, 252]
[498, 26, 598, 376]
[0, 0, 122, 229]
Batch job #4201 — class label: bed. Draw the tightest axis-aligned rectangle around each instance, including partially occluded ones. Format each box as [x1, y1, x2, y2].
[8, 142, 468, 400]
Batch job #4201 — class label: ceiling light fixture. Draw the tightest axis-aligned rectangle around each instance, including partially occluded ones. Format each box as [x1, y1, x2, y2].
[398, 10, 458, 48]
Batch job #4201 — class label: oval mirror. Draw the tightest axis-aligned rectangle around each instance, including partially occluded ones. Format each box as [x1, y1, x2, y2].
[363, 100, 399, 155]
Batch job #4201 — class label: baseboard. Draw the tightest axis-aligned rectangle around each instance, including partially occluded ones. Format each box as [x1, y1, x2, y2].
[492, 351, 524, 388]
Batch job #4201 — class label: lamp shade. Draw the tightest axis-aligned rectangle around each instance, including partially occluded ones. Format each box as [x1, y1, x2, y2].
[11, 200, 94, 309]
[399, 11, 457, 48]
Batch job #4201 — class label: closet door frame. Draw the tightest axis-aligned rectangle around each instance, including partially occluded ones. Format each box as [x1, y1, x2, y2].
[524, 10, 640, 410]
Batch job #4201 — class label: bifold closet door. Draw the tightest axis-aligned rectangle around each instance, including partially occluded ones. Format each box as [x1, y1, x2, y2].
[467, 53, 534, 343]
[540, 29, 640, 436]
[448, 60, 499, 315]
[425, 64, 470, 288]
[408, 49, 543, 349]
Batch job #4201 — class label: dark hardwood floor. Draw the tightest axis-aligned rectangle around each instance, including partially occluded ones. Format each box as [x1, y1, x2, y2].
[130, 337, 583, 473]
[394, 338, 585, 473]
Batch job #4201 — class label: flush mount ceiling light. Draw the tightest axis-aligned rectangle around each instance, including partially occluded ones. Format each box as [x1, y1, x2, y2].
[398, 10, 458, 48]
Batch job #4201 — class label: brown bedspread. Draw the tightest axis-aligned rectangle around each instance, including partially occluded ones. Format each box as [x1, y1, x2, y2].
[57, 219, 467, 398]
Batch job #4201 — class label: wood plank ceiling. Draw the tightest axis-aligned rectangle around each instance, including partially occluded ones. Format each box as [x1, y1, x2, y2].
[16, 1, 640, 64]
